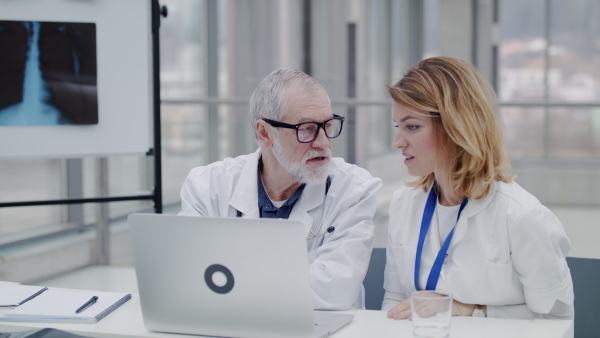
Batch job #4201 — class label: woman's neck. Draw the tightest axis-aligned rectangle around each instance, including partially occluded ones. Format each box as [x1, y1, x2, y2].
[434, 182, 460, 207]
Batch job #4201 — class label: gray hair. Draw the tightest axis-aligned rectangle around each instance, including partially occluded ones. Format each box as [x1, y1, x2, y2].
[249, 68, 328, 139]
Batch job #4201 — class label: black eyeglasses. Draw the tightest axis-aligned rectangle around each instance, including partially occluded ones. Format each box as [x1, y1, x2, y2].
[262, 114, 345, 143]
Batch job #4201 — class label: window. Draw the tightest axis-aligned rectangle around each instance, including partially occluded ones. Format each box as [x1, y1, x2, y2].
[499, 0, 600, 160]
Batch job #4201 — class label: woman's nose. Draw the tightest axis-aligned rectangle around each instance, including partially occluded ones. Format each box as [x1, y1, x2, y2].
[392, 130, 405, 149]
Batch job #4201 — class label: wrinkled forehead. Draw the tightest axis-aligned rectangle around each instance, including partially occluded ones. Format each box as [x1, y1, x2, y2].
[282, 83, 332, 122]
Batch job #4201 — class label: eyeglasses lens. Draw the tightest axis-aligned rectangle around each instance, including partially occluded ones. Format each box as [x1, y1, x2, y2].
[297, 119, 342, 142]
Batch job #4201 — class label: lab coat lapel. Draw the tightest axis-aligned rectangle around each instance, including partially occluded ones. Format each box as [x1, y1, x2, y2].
[229, 149, 261, 218]
[448, 213, 469, 250]
[448, 182, 495, 250]
[289, 180, 326, 237]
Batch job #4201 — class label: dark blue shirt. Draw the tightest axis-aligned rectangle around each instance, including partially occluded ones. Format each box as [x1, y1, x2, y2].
[256, 158, 305, 219]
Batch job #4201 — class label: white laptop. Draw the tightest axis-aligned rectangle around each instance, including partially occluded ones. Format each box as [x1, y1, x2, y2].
[128, 213, 354, 338]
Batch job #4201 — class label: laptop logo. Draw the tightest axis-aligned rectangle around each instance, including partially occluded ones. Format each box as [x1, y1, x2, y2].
[204, 264, 235, 294]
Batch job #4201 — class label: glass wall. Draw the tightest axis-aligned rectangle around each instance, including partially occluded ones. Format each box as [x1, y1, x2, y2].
[499, 0, 600, 160]
[159, 0, 417, 204]
[0, 159, 63, 244]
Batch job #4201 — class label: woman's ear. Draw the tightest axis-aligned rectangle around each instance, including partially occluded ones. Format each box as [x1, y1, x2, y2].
[255, 120, 274, 148]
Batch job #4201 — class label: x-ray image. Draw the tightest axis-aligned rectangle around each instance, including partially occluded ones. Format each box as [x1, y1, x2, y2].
[0, 20, 98, 126]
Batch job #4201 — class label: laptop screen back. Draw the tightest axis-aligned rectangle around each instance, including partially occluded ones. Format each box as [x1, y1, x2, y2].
[128, 213, 316, 338]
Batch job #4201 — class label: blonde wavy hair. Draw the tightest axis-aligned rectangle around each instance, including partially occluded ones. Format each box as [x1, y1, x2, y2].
[389, 56, 514, 202]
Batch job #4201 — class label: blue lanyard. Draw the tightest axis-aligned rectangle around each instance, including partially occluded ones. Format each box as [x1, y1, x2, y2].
[414, 187, 468, 291]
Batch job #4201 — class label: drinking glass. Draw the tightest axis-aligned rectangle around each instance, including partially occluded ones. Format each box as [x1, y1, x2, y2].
[410, 291, 452, 338]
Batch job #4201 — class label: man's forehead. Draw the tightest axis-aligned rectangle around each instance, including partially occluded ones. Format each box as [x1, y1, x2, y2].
[284, 89, 331, 122]
[287, 83, 325, 100]
[283, 107, 333, 123]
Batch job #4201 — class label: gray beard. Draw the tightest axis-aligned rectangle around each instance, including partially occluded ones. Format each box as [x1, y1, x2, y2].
[271, 137, 331, 184]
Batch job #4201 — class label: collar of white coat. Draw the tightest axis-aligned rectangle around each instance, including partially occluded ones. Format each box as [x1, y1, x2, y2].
[418, 182, 496, 250]
[228, 148, 327, 233]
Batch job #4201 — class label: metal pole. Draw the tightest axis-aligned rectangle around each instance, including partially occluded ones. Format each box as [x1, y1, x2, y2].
[206, 0, 219, 164]
[408, 0, 423, 66]
[302, 0, 312, 75]
[151, 0, 164, 213]
[492, 0, 499, 91]
[543, 0, 551, 158]
[471, 0, 478, 67]
[66, 159, 84, 231]
[0, 194, 154, 208]
[96, 158, 109, 265]
[346, 23, 357, 165]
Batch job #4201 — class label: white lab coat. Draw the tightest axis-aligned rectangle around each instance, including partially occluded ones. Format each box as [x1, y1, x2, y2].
[179, 149, 382, 310]
[382, 181, 574, 319]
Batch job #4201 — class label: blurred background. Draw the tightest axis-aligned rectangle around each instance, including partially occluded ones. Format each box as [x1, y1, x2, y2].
[1, 0, 599, 291]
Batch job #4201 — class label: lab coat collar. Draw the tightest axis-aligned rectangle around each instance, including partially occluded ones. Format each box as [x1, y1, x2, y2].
[229, 149, 261, 218]
[290, 176, 327, 235]
[411, 183, 497, 252]
[229, 148, 327, 233]
[459, 181, 496, 218]
[446, 181, 496, 250]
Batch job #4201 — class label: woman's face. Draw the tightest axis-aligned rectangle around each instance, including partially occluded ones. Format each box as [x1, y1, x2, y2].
[392, 101, 440, 177]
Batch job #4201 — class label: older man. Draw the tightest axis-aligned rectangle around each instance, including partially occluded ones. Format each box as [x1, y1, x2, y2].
[179, 68, 382, 310]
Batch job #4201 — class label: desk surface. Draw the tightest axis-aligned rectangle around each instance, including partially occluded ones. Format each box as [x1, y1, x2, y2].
[0, 293, 574, 338]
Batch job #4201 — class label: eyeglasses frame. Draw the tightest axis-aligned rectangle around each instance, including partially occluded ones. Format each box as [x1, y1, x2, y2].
[261, 114, 345, 143]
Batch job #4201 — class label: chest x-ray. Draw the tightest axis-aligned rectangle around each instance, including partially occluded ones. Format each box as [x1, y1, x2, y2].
[0, 20, 97, 126]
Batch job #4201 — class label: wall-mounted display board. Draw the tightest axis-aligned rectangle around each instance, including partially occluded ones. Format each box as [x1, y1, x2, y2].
[0, 0, 153, 158]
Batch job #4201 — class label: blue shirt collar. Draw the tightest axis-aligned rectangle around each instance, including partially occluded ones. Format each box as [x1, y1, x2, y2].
[257, 157, 305, 219]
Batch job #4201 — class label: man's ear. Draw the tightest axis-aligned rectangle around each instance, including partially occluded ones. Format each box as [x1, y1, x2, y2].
[255, 120, 274, 148]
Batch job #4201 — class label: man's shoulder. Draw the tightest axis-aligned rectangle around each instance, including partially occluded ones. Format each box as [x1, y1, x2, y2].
[187, 153, 252, 177]
[329, 157, 381, 185]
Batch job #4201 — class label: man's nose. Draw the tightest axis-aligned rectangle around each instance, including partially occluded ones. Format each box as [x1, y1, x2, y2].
[310, 127, 330, 148]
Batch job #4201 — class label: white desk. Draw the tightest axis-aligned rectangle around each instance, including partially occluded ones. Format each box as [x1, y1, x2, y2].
[0, 294, 574, 338]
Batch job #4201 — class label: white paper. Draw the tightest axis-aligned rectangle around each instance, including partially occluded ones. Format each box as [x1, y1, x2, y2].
[0, 289, 131, 323]
[0, 285, 46, 307]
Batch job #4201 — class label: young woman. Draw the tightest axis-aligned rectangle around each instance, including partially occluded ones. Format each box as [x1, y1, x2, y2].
[383, 56, 574, 320]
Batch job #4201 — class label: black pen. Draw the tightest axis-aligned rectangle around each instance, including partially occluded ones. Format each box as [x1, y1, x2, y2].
[75, 296, 98, 314]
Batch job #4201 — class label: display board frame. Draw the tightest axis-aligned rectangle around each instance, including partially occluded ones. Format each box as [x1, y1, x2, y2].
[0, 0, 164, 221]
[0, 0, 153, 158]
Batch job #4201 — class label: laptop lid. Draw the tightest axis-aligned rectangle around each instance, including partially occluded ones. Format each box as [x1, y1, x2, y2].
[128, 213, 353, 338]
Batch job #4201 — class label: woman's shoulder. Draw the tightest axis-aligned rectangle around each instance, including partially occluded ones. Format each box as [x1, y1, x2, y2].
[493, 180, 543, 210]
[492, 182, 568, 253]
[491, 180, 563, 229]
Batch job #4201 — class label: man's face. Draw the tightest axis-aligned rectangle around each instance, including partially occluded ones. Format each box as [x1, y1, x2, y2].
[271, 85, 333, 184]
